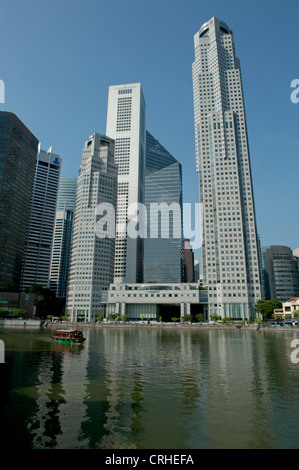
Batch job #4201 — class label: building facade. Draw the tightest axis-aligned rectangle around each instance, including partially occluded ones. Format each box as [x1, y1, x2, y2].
[144, 131, 184, 283]
[262, 245, 299, 301]
[275, 297, 299, 319]
[49, 176, 77, 298]
[56, 175, 77, 211]
[192, 17, 262, 319]
[20, 146, 61, 291]
[66, 133, 118, 322]
[0, 112, 39, 290]
[184, 239, 194, 283]
[106, 282, 208, 321]
[106, 83, 146, 284]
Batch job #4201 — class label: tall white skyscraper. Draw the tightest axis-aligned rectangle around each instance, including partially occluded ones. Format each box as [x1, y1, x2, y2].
[20, 146, 61, 290]
[66, 133, 117, 322]
[106, 83, 146, 283]
[192, 17, 262, 320]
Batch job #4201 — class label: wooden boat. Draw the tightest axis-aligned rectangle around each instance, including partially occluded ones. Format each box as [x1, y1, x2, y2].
[51, 329, 85, 344]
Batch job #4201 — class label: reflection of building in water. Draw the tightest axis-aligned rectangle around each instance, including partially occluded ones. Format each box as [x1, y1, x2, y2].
[99, 329, 139, 449]
[29, 355, 59, 448]
[203, 330, 271, 448]
[28, 340, 89, 449]
[55, 343, 89, 449]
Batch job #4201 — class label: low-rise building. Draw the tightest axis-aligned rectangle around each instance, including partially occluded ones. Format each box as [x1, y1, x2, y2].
[274, 297, 299, 318]
[106, 282, 208, 321]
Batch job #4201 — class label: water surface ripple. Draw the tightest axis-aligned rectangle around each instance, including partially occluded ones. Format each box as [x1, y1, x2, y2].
[1, 326, 298, 449]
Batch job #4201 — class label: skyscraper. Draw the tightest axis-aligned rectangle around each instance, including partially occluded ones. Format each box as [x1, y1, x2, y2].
[192, 17, 262, 319]
[262, 246, 299, 301]
[144, 131, 184, 283]
[106, 83, 146, 284]
[20, 147, 61, 290]
[184, 239, 194, 283]
[49, 176, 77, 298]
[0, 112, 39, 290]
[66, 133, 118, 322]
[56, 175, 77, 211]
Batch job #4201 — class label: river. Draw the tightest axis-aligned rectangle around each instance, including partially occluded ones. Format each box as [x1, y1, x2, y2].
[0, 325, 299, 449]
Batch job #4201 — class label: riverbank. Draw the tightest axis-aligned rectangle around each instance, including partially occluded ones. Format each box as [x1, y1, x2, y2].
[45, 321, 288, 331]
[0, 319, 42, 327]
[0, 319, 295, 331]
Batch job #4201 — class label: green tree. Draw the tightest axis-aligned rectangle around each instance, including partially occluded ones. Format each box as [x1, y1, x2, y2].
[182, 314, 193, 323]
[28, 284, 44, 294]
[0, 308, 10, 317]
[14, 309, 28, 318]
[108, 313, 119, 321]
[171, 317, 180, 322]
[210, 314, 221, 322]
[255, 299, 282, 319]
[222, 317, 232, 324]
[195, 313, 205, 322]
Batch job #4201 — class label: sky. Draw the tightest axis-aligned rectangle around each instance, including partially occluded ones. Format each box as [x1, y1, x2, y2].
[1, 0, 299, 257]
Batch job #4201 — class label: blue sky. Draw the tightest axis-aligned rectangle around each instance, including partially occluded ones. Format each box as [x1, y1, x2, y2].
[1, 0, 299, 255]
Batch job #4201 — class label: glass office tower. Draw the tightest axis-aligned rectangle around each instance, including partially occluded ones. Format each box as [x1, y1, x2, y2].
[144, 131, 184, 283]
[0, 112, 39, 290]
[192, 17, 262, 319]
[49, 176, 77, 297]
[57, 176, 77, 211]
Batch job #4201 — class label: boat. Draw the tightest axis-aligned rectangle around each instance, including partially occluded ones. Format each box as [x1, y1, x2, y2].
[51, 329, 85, 344]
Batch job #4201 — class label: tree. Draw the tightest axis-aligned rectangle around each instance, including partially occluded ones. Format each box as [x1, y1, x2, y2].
[182, 314, 193, 323]
[195, 313, 205, 323]
[14, 309, 28, 318]
[28, 284, 44, 294]
[108, 313, 119, 321]
[255, 299, 282, 319]
[210, 314, 221, 322]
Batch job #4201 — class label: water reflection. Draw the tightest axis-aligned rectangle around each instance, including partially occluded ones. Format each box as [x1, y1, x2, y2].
[1, 327, 299, 449]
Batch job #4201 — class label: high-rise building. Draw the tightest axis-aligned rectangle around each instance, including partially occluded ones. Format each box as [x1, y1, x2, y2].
[57, 175, 77, 211]
[144, 131, 184, 283]
[49, 176, 77, 298]
[20, 147, 61, 290]
[194, 260, 200, 283]
[66, 133, 118, 322]
[192, 17, 262, 319]
[184, 239, 194, 283]
[0, 112, 39, 290]
[262, 246, 299, 301]
[106, 83, 146, 284]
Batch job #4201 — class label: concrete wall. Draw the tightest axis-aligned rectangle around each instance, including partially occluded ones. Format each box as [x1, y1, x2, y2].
[0, 319, 42, 327]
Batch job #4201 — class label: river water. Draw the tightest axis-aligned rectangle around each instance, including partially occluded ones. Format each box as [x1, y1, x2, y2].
[0, 325, 299, 449]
